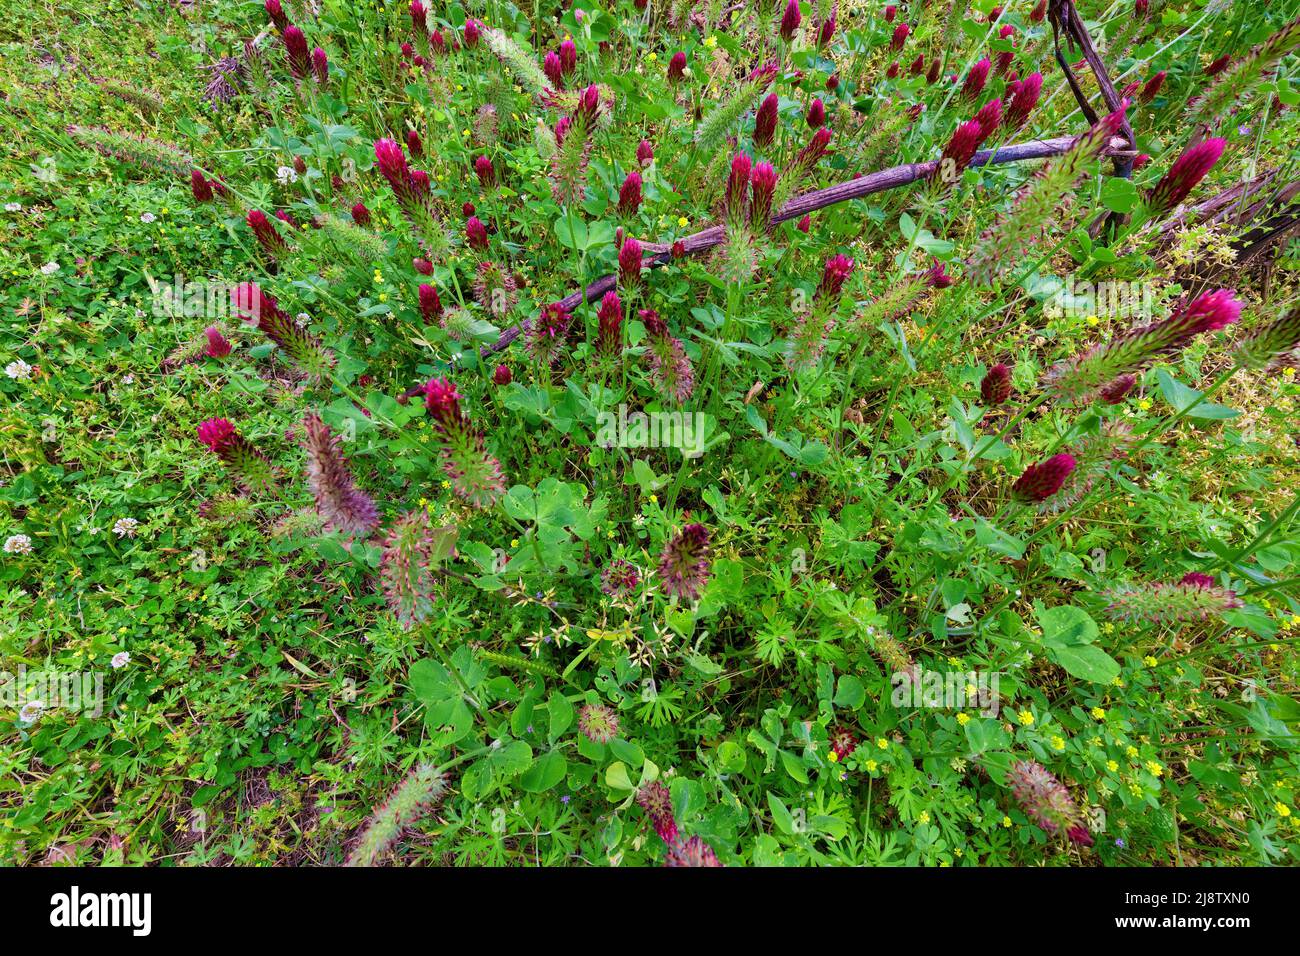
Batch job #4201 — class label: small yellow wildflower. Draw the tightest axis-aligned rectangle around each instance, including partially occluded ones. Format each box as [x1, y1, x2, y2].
[1277, 803, 1292, 817]
[1051, 735, 1066, 751]
[877, 738, 889, 750]
[1126, 745, 1139, 758]
[828, 751, 839, 763]
[1085, 314, 1099, 326]
[510, 539, 519, 548]
[378, 293, 388, 302]
[1017, 710, 1034, 726]
[704, 36, 718, 49]
[1107, 760, 1119, 772]
[648, 494, 657, 503]
[677, 216, 689, 228]
[1145, 760, 1163, 777]
[1091, 706, 1106, 720]
[918, 811, 930, 824]
[440, 480, 451, 489]
[646, 52, 657, 62]
[865, 759, 878, 772]
[1002, 816, 1012, 827]
[956, 712, 971, 726]
[1143, 655, 1158, 667]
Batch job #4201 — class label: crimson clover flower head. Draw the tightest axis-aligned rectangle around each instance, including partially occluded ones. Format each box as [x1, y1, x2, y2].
[800, 126, 833, 169]
[885, 5, 896, 23]
[964, 57, 991, 99]
[466, 215, 489, 250]
[754, 93, 779, 148]
[818, 12, 837, 48]
[423, 377, 463, 427]
[1006, 71, 1043, 128]
[231, 280, 276, 324]
[618, 238, 643, 288]
[283, 25, 310, 79]
[639, 309, 666, 337]
[544, 50, 563, 88]
[351, 201, 371, 225]
[1007, 760, 1089, 842]
[891, 22, 910, 51]
[578, 702, 620, 743]
[1030, 0, 1047, 22]
[1099, 373, 1137, 404]
[405, 129, 423, 157]
[1012, 453, 1077, 503]
[204, 326, 232, 358]
[1205, 53, 1232, 76]
[191, 169, 214, 202]
[197, 418, 236, 451]
[750, 161, 778, 228]
[374, 138, 412, 194]
[302, 411, 380, 537]
[418, 283, 442, 322]
[413, 257, 434, 275]
[636, 782, 678, 844]
[247, 209, 286, 255]
[1181, 572, 1216, 589]
[1180, 287, 1242, 334]
[597, 290, 624, 354]
[925, 259, 955, 289]
[463, 19, 481, 48]
[980, 363, 1013, 405]
[936, 119, 984, 183]
[311, 47, 328, 84]
[618, 171, 642, 215]
[975, 97, 1002, 143]
[817, 254, 855, 300]
[1148, 138, 1226, 215]
[807, 98, 826, 128]
[474, 154, 496, 187]
[559, 38, 577, 75]
[577, 84, 602, 123]
[779, 0, 802, 41]
[747, 62, 779, 89]
[636, 139, 654, 166]
[492, 363, 512, 386]
[668, 51, 687, 82]
[1140, 70, 1166, 102]
[409, 0, 427, 34]
[658, 523, 712, 601]
[1104, 578, 1243, 623]
[265, 0, 288, 31]
[664, 837, 723, 867]
[830, 725, 858, 760]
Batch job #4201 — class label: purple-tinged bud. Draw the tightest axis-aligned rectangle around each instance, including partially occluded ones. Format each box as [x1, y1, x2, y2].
[797, 214, 811, 232]
[464, 19, 481, 48]
[247, 209, 287, 255]
[618, 237, 643, 289]
[963, 57, 991, 100]
[885, 5, 897, 22]
[806, 98, 826, 128]
[283, 25, 311, 79]
[816, 253, 854, 300]
[1140, 70, 1166, 103]
[637, 782, 678, 844]
[597, 290, 624, 355]
[636, 139, 654, 167]
[191, 169, 214, 202]
[474, 154, 496, 188]
[818, 13, 837, 48]
[493, 363, 512, 386]
[559, 38, 577, 75]
[466, 215, 489, 250]
[826, 73, 839, 91]
[886, 60, 900, 79]
[754, 93, 780, 148]
[658, 523, 712, 601]
[1099, 373, 1137, 404]
[265, 0, 289, 31]
[891, 23, 910, 51]
[418, 283, 442, 323]
[750, 161, 778, 229]
[544, 50, 563, 89]
[1005, 71, 1042, 129]
[312, 47, 328, 84]
[1205, 53, 1231, 76]
[413, 257, 433, 275]
[974, 97, 1002, 143]
[204, 326, 232, 358]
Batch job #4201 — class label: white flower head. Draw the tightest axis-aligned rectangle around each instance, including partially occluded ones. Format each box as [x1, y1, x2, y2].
[4, 202, 21, 213]
[112, 517, 140, 538]
[40, 261, 59, 275]
[140, 212, 156, 223]
[5, 359, 32, 380]
[111, 652, 131, 669]
[18, 700, 43, 723]
[4, 534, 33, 555]
[121, 374, 134, 385]
[275, 165, 299, 185]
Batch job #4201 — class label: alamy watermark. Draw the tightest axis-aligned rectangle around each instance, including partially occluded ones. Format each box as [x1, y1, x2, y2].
[1, 665, 104, 720]
[595, 404, 706, 458]
[892, 668, 1001, 717]
[149, 275, 244, 320]
[1044, 276, 1158, 321]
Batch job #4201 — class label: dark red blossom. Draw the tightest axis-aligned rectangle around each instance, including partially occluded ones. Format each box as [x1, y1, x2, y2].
[1012, 454, 1077, 503]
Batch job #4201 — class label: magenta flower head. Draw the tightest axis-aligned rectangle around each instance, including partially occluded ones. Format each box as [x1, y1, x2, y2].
[492, 363, 512, 386]
[1006, 71, 1042, 129]
[247, 209, 286, 255]
[618, 237, 643, 289]
[1030, 0, 1047, 21]
[559, 38, 577, 75]
[418, 283, 442, 322]
[827, 73, 839, 91]
[1099, 373, 1137, 404]
[818, 12, 837, 48]
[474, 154, 496, 188]
[544, 50, 563, 89]
[198, 418, 235, 452]
[1012, 453, 1076, 503]
[579, 702, 620, 742]
[265, 0, 289, 31]
[885, 5, 897, 22]
[799, 126, 833, 168]
[891, 22, 910, 51]
[817, 253, 855, 300]
[283, 25, 311, 79]
[664, 837, 723, 866]
[191, 170, 214, 202]
[1176, 287, 1242, 335]
[1135, 0, 1149, 15]
[405, 129, 423, 158]
[597, 290, 624, 354]
[409, 0, 427, 35]
[963, 57, 991, 99]
[413, 257, 434, 275]
[527, 302, 572, 366]
[375, 138, 412, 194]
[749, 161, 778, 229]
[668, 51, 687, 82]
[780, 0, 802, 41]
[1140, 70, 1166, 103]
[637, 782, 678, 844]
[925, 259, 956, 289]
[466, 215, 489, 250]
[934, 118, 983, 184]
[754, 93, 780, 148]
[927, 59, 942, 84]
[797, 214, 811, 232]
[197, 418, 276, 494]
[430, 29, 446, 56]
[1205, 53, 1231, 77]
[980, 363, 1013, 405]
[636, 139, 654, 167]
[423, 377, 463, 428]
[658, 523, 712, 602]
[974, 97, 1002, 143]
[618, 170, 642, 216]
[1148, 138, 1226, 214]
[351, 201, 371, 226]
[311, 47, 328, 84]
[464, 19, 481, 48]
[886, 61, 900, 79]
[726, 151, 753, 220]
[806, 98, 826, 128]
[910, 54, 926, 76]
[204, 326, 232, 358]
[1181, 572, 1216, 589]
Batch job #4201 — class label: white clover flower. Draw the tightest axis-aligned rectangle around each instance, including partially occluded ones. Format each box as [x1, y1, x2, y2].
[4, 202, 21, 213]
[275, 165, 299, 185]
[112, 517, 140, 538]
[5, 359, 32, 380]
[140, 212, 156, 223]
[40, 261, 59, 275]
[18, 700, 43, 723]
[121, 374, 135, 385]
[111, 652, 131, 669]
[3, 534, 33, 555]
